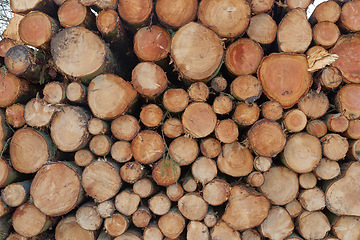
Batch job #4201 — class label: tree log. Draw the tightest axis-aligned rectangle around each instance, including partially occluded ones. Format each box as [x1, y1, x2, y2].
[55, 216, 95, 240]
[259, 206, 294, 240]
[115, 189, 140, 216]
[247, 13, 277, 45]
[131, 130, 164, 165]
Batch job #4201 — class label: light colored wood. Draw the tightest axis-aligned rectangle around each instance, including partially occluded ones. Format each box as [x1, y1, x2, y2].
[188, 82, 209, 102]
[74, 149, 94, 167]
[313, 158, 340, 180]
[210, 221, 241, 240]
[115, 190, 140, 216]
[296, 211, 330, 239]
[333, 216, 360, 240]
[0, 157, 24, 189]
[55, 216, 95, 240]
[298, 187, 325, 211]
[336, 84, 360, 119]
[132, 206, 151, 228]
[203, 208, 218, 228]
[285, 199, 303, 218]
[117, 0, 152, 26]
[5, 104, 25, 129]
[325, 113, 349, 133]
[111, 115, 140, 141]
[182, 177, 197, 193]
[76, 202, 103, 231]
[191, 157, 217, 185]
[340, 1, 360, 32]
[140, 104, 163, 128]
[1, 181, 30, 207]
[261, 100, 283, 121]
[162, 118, 184, 139]
[2, 14, 25, 44]
[24, 98, 55, 128]
[131, 130, 165, 164]
[231, 75, 262, 103]
[200, 138, 221, 158]
[299, 173, 317, 189]
[212, 95, 233, 115]
[149, 193, 171, 216]
[0, 38, 15, 57]
[316, 66, 342, 90]
[348, 139, 360, 161]
[88, 118, 109, 136]
[286, 0, 311, 9]
[104, 213, 129, 237]
[306, 119, 327, 138]
[233, 102, 260, 127]
[66, 82, 87, 103]
[247, 171, 265, 187]
[242, 229, 261, 240]
[259, 206, 294, 240]
[132, 178, 156, 198]
[58, 0, 94, 28]
[203, 179, 230, 206]
[313, 1, 341, 23]
[120, 161, 145, 184]
[321, 133, 349, 161]
[43, 81, 66, 104]
[247, 13, 277, 45]
[215, 119, 238, 144]
[89, 135, 112, 156]
[345, 119, 360, 139]
[143, 222, 163, 240]
[79, 0, 117, 9]
[254, 156, 272, 172]
[155, 0, 197, 28]
[283, 109, 307, 133]
[187, 221, 209, 240]
[249, 0, 274, 14]
[158, 209, 185, 239]
[178, 193, 208, 221]
[97, 200, 115, 218]
[313, 22, 340, 49]
[166, 183, 184, 202]
[162, 89, 189, 113]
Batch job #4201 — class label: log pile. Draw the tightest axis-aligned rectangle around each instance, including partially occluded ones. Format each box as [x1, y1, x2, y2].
[0, 0, 360, 239]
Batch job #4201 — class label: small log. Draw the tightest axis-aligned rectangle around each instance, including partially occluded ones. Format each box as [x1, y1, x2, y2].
[210, 221, 241, 240]
[133, 178, 156, 198]
[43, 81, 66, 104]
[200, 138, 221, 159]
[182, 102, 217, 138]
[261, 100, 283, 121]
[312, 0, 341, 23]
[298, 187, 325, 211]
[131, 62, 168, 98]
[296, 211, 331, 239]
[182, 176, 197, 193]
[191, 157, 217, 185]
[231, 75, 262, 102]
[211, 76, 227, 93]
[162, 118, 184, 139]
[149, 193, 171, 216]
[313, 22, 340, 49]
[321, 133, 349, 161]
[66, 82, 87, 104]
[285, 199, 303, 218]
[158, 209, 186, 239]
[133, 25, 171, 62]
[0, 38, 15, 57]
[155, 0, 197, 29]
[76, 202, 103, 231]
[19, 11, 59, 49]
[120, 161, 145, 184]
[203, 208, 218, 228]
[89, 135, 112, 156]
[246, 171, 265, 187]
[31, 162, 83, 216]
[332, 216, 360, 240]
[117, 0, 152, 28]
[58, 0, 95, 28]
[115, 189, 140, 216]
[232, 102, 260, 126]
[217, 141, 254, 177]
[248, 119, 286, 157]
[74, 149, 94, 167]
[1, 180, 30, 207]
[313, 158, 340, 180]
[226, 39, 263, 77]
[104, 213, 130, 237]
[0, 157, 24, 190]
[198, 0, 251, 38]
[212, 95, 233, 115]
[277, 9, 312, 53]
[55, 216, 95, 240]
[298, 90, 329, 119]
[140, 104, 163, 128]
[249, 0, 274, 14]
[88, 118, 109, 135]
[348, 139, 360, 161]
[82, 160, 121, 202]
[171, 22, 223, 82]
[215, 119, 238, 144]
[166, 183, 184, 202]
[306, 119, 327, 138]
[10, 128, 57, 174]
[258, 53, 312, 108]
[152, 158, 181, 187]
[253, 156, 272, 172]
[246, 13, 277, 45]
[162, 89, 189, 113]
[340, 1, 360, 32]
[316, 66, 342, 90]
[5, 105, 24, 131]
[187, 221, 209, 240]
[97, 200, 115, 218]
[79, 0, 117, 9]
[283, 109, 307, 133]
[345, 119, 360, 139]
[336, 84, 360, 119]
[132, 206, 151, 228]
[282, 133, 322, 173]
[325, 113, 349, 133]
[202, 179, 230, 206]
[260, 166, 299, 205]
[259, 206, 294, 240]
[178, 193, 208, 221]
[222, 185, 270, 231]
[299, 173, 317, 189]
[96, 9, 126, 45]
[111, 115, 140, 141]
[24, 98, 55, 128]
[143, 222, 163, 240]
[131, 130, 165, 165]
[188, 82, 209, 102]
[50, 105, 91, 152]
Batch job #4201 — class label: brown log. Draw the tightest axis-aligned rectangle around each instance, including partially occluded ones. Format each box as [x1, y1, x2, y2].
[131, 62, 168, 98]
[283, 109, 307, 133]
[111, 115, 140, 141]
[248, 119, 286, 157]
[132, 206, 151, 228]
[285, 199, 303, 218]
[332, 216, 360, 240]
[50, 105, 91, 152]
[336, 84, 360, 119]
[249, 0, 274, 14]
[97, 200, 115, 218]
[82, 159, 121, 202]
[131, 130, 165, 165]
[212, 95, 233, 115]
[286, 0, 311, 10]
[214, 119, 238, 144]
[282, 133, 322, 173]
[242, 229, 262, 240]
[0, 38, 15, 57]
[104, 213, 130, 237]
[306, 119, 327, 138]
[88, 118, 109, 136]
[313, 22, 340, 49]
[246, 13, 277, 45]
[191, 157, 217, 185]
[316, 66, 343, 90]
[222, 185, 270, 231]
[325, 113, 349, 133]
[321, 133, 349, 161]
[210, 221, 241, 240]
[187, 221, 209, 240]
[296, 211, 331, 239]
[313, 0, 341, 23]
[43, 81, 66, 104]
[2, 14, 24, 45]
[217, 141, 253, 177]
[345, 119, 360, 139]
[200, 138, 221, 159]
[117, 0, 152, 27]
[198, 0, 251, 38]
[133, 25, 171, 62]
[55, 216, 95, 240]
[261, 100, 283, 121]
[96, 9, 126, 47]
[182, 176, 197, 193]
[178, 193, 208, 221]
[253, 156, 272, 172]
[75, 202, 103, 231]
[58, 0, 95, 28]
[258, 53, 312, 108]
[277, 9, 312, 53]
[298, 187, 325, 211]
[299, 173, 317, 189]
[120, 161, 145, 184]
[246, 171, 265, 187]
[149, 193, 171, 216]
[152, 158, 181, 187]
[233, 102, 260, 126]
[182, 102, 217, 138]
[1, 181, 30, 207]
[330, 34, 360, 84]
[259, 206, 294, 240]
[162, 118, 184, 139]
[188, 82, 209, 102]
[231, 75, 262, 102]
[6, 233, 28, 240]
[313, 158, 340, 180]
[203, 208, 218, 228]
[210, 76, 227, 93]
[260, 166, 299, 205]
[24, 98, 55, 128]
[158, 209, 185, 239]
[79, 0, 117, 9]
[114, 231, 141, 240]
[0, 158, 24, 190]
[10, 128, 57, 174]
[171, 22, 224, 82]
[140, 104, 163, 128]
[162, 89, 189, 113]
[202, 179, 230, 206]
[115, 189, 140, 216]
[66, 82, 87, 104]
[348, 139, 360, 161]
[155, 0, 197, 29]
[166, 183, 184, 202]
[31, 162, 83, 216]
[10, 0, 56, 15]
[132, 179, 156, 198]
[74, 149, 94, 167]
[143, 222, 163, 240]
[110, 141, 132, 163]
[340, 1, 360, 32]
[297, 91, 329, 120]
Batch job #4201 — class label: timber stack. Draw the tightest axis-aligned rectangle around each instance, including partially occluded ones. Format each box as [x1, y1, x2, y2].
[0, 0, 360, 239]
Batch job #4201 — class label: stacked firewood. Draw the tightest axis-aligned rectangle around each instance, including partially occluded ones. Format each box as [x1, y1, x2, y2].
[0, 0, 360, 239]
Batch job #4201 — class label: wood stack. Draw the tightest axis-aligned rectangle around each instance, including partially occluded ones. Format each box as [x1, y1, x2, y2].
[0, 0, 360, 239]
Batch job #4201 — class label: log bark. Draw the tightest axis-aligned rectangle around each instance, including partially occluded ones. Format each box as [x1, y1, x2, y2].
[2, 14, 24, 45]
[79, 0, 117, 9]
[0, 157, 24, 189]
[348, 139, 360, 161]
[131, 130, 165, 165]
[115, 189, 140, 216]
[55, 216, 95, 240]
[10, 0, 56, 15]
